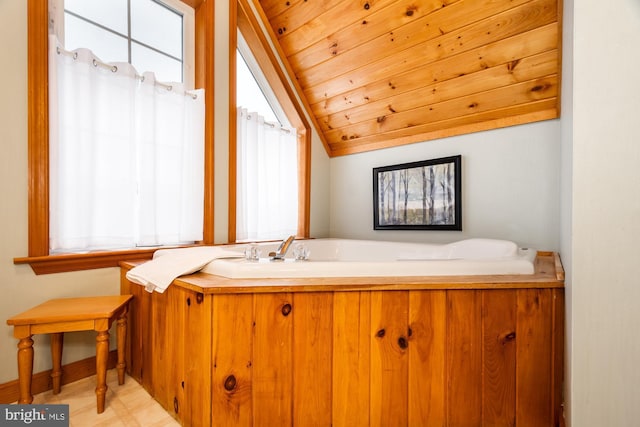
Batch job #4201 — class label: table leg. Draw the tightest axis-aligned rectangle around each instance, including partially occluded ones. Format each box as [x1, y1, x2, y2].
[17, 336, 34, 404]
[50, 332, 63, 394]
[95, 330, 109, 414]
[116, 309, 128, 385]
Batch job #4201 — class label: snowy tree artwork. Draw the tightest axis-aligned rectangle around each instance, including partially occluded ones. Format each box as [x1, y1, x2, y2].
[373, 156, 461, 230]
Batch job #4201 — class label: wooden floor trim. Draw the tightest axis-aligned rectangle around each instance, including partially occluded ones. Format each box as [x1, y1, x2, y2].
[0, 350, 117, 404]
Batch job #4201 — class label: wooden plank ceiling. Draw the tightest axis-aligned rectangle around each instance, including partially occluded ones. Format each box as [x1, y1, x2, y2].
[255, 0, 562, 157]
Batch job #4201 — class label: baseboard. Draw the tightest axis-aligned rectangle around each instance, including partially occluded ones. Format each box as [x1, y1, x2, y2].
[0, 350, 117, 404]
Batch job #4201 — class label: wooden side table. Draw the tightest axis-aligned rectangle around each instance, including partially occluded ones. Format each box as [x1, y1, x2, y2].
[6, 295, 133, 414]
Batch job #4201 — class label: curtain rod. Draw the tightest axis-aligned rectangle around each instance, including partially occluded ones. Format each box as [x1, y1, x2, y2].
[243, 111, 292, 134]
[56, 46, 198, 100]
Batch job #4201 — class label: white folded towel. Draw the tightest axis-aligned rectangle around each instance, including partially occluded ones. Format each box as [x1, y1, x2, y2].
[126, 246, 244, 293]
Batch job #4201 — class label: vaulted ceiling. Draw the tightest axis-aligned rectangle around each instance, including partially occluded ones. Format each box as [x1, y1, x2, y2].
[254, 0, 561, 157]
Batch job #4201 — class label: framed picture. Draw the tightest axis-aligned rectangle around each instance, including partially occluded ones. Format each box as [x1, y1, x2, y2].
[373, 155, 461, 230]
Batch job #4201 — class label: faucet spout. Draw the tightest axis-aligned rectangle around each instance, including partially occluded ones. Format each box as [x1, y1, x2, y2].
[270, 235, 296, 261]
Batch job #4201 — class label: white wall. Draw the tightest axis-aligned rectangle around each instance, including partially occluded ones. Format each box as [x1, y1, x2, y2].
[309, 132, 331, 237]
[330, 120, 562, 251]
[213, 0, 231, 244]
[560, 0, 574, 423]
[569, 0, 640, 424]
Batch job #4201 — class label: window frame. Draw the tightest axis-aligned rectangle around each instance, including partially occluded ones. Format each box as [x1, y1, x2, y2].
[228, 0, 311, 242]
[16, 0, 215, 274]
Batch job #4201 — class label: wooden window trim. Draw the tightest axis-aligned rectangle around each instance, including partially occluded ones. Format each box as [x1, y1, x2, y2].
[228, 0, 311, 242]
[15, 0, 214, 274]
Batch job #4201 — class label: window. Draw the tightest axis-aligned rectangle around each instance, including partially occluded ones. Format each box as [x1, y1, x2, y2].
[230, 0, 311, 242]
[48, 0, 203, 253]
[236, 45, 279, 124]
[17, 0, 215, 273]
[235, 33, 299, 241]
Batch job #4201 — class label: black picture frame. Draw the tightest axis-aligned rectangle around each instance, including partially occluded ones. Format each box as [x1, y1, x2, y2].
[373, 155, 462, 230]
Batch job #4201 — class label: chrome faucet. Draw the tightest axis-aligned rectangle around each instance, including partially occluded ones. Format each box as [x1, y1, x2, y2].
[269, 235, 296, 261]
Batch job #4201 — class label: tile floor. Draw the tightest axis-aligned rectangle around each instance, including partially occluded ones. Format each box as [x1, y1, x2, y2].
[23, 369, 179, 426]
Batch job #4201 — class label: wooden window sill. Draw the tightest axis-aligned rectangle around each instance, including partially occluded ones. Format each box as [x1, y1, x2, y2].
[14, 249, 159, 275]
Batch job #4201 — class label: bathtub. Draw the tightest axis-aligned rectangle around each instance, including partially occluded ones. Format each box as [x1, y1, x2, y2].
[121, 242, 563, 426]
[200, 238, 536, 279]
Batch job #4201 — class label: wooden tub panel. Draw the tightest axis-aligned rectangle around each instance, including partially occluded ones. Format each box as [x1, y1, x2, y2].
[332, 291, 371, 427]
[149, 287, 171, 413]
[181, 287, 212, 427]
[252, 293, 293, 426]
[447, 290, 483, 426]
[516, 289, 553, 426]
[551, 290, 565, 426]
[370, 291, 410, 427]
[481, 290, 518, 426]
[408, 290, 446, 426]
[211, 294, 253, 426]
[292, 292, 333, 426]
[120, 271, 152, 389]
[154, 286, 213, 426]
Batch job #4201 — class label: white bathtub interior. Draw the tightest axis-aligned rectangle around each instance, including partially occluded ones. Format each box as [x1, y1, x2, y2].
[200, 238, 537, 279]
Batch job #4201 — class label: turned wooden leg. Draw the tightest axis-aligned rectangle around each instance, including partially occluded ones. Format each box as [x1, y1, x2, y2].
[17, 336, 34, 404]
[116, 309, 128, 385]
[95, 330, 109, 414]
[50, 332, 63, 394]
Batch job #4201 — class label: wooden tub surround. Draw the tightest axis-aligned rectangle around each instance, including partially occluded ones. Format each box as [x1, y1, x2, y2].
[120, 252, 564, 426]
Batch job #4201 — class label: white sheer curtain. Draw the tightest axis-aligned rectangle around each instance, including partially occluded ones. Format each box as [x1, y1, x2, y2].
[49, 36, 205, 252]
[236, 107, 298, 241]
